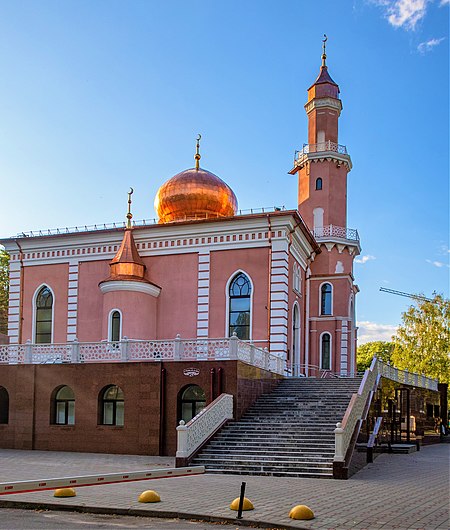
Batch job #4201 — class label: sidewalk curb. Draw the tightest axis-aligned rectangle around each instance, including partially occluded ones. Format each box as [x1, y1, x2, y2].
[0, 499, 310, 530]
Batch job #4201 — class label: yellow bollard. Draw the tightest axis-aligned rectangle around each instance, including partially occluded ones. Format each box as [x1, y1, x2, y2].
[289, 504, 315, 520]
[53, 488, 76, 497]
[229, 497, 254, 511]
[138, 490, 161, 503]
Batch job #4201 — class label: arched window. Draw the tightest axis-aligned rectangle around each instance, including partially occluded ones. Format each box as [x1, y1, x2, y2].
[315, 177, 323, 191]
[0, 386, 9, 424]
[321, 333, 331, 370]
[35, 286, 53, 343]
[53, 386, 75, 425]
[228, 273, 252, 340]
[179, 385, 206, 423]
[100, 385, 124, 426]
[321, 283, 332, 316]
[109, 310, 121, 342]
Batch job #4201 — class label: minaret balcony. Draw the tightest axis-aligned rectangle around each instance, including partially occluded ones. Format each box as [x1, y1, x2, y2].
[312, 224, 359, 242]
[291, 141, 352, 172]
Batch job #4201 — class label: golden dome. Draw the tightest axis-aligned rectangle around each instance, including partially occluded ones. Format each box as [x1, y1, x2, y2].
[154, 167, 238, 223]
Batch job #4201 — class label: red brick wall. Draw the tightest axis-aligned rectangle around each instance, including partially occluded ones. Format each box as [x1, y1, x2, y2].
[0, 360, 281, 456]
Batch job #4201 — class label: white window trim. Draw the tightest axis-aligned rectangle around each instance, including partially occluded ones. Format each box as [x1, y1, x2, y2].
[32, 284, 55, 344]
[108, 308, 123, 342]
[292, 301, 301, 373]
[293, 262, 301, 294]
[319, 281, 333, 316]
[225, 270, 254, 340]
[320, 331, 332, 371]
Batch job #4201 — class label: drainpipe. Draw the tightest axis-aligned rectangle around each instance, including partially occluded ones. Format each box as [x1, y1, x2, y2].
[14, 239, 25, 344]
[266, 215, 272, 352]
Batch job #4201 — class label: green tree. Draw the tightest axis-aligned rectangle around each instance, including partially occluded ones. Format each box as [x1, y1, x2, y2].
[357, 341, 394, 372]
[392, 294, 450, 384]
[0, 248, 9, 335]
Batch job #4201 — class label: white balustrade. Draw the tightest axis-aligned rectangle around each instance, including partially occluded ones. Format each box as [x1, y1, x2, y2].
[176, 393, 233, 459]
[312, 224, 359, 242]
[334, 357, 439, 462]
[0, 336, 285, 374]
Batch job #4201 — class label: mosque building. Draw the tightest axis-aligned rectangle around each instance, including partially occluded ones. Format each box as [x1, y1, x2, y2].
[0, 42, 362, 455]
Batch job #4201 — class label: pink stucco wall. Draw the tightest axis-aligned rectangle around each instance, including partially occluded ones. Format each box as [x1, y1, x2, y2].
[22, 263, 69, 343]
[77, 260, 110, 341]
[209, 247, 269, 341]
[143, 253, 198, 339]
[101, 290, 157, 340]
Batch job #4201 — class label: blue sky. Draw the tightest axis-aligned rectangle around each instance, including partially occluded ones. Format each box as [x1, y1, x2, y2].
[0, 0, 448, 342]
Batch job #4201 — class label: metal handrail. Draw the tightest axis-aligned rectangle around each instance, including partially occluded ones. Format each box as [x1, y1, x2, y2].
[11, 206, 286, 239]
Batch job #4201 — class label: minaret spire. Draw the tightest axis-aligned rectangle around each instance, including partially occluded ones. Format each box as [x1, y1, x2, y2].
[126, 187, 133, 229]
[322, 34, 327, 67]
[194, 133, 202, 170]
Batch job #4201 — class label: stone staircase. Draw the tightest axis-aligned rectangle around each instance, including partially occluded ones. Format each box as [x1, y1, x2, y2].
[192, 377, 362, 478]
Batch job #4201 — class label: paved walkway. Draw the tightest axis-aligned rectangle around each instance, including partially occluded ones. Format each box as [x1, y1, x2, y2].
[0, 444, 449, 529]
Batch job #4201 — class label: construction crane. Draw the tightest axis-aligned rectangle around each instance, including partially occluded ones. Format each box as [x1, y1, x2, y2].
[379, 287, 434, 303]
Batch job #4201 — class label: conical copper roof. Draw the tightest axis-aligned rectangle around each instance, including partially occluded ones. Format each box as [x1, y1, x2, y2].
[100, 228, 149, 284]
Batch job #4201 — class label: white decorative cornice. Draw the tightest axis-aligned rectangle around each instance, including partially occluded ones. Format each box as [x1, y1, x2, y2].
[293, 152, 352, 172]
[99, 280, 161, 297]
[304, 97, 342, 116]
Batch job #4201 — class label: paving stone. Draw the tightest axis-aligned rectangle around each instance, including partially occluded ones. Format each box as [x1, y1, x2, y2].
[0, 444, 448, 529]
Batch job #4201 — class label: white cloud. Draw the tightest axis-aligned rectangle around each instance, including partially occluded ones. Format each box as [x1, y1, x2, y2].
[440, 0, 449, 6]
[417, 37, 446, 53]
[426, 259, 450, 268]
[354, 255, 376, 264]
[372, 0, 429, 30]
[357, 321, 398, 344]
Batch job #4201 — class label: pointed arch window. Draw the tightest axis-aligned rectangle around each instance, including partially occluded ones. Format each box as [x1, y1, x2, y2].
[321, 283, 332, 316]
[228, 273, 251, 340]
[100, 385, 124, 426]
[179, 385, 206, 423]
[315, 177, 323, 190]
[35, 286, 53, 343]
[321, 333, 331, 370]
[53, 386, 75, 425]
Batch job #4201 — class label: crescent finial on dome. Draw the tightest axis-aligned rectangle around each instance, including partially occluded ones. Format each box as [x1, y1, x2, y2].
[195, 133, 202, 170]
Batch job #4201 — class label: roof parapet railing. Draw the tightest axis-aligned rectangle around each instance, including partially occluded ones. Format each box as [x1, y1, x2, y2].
[13, 207, 287, 239]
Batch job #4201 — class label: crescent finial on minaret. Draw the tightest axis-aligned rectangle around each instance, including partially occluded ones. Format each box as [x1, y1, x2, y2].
[195, 133, 202, 170]
[126, 187, 134, 228]
[322, 34, 328, 67]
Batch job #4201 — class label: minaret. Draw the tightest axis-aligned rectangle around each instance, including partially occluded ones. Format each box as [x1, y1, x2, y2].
[290, 35, 352, 233]
[290, 37, 360, 376]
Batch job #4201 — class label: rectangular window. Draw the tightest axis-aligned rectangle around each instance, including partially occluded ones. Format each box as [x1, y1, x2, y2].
[103, 402, 114, 425]
[56, 402, 66, 424]
[67, 401, 75, 425]
[116, 402, 124, 426]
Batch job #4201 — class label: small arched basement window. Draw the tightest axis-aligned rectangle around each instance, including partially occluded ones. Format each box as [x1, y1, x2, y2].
[0, 386, 9, 424]
[100, 385, 124, 426]
[228, 272, 252, 340]
[321, 333, 331, 371]
[35, 286, 53, 344]
[53, 386, 75, 425]
[179, 385, 206, 423]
